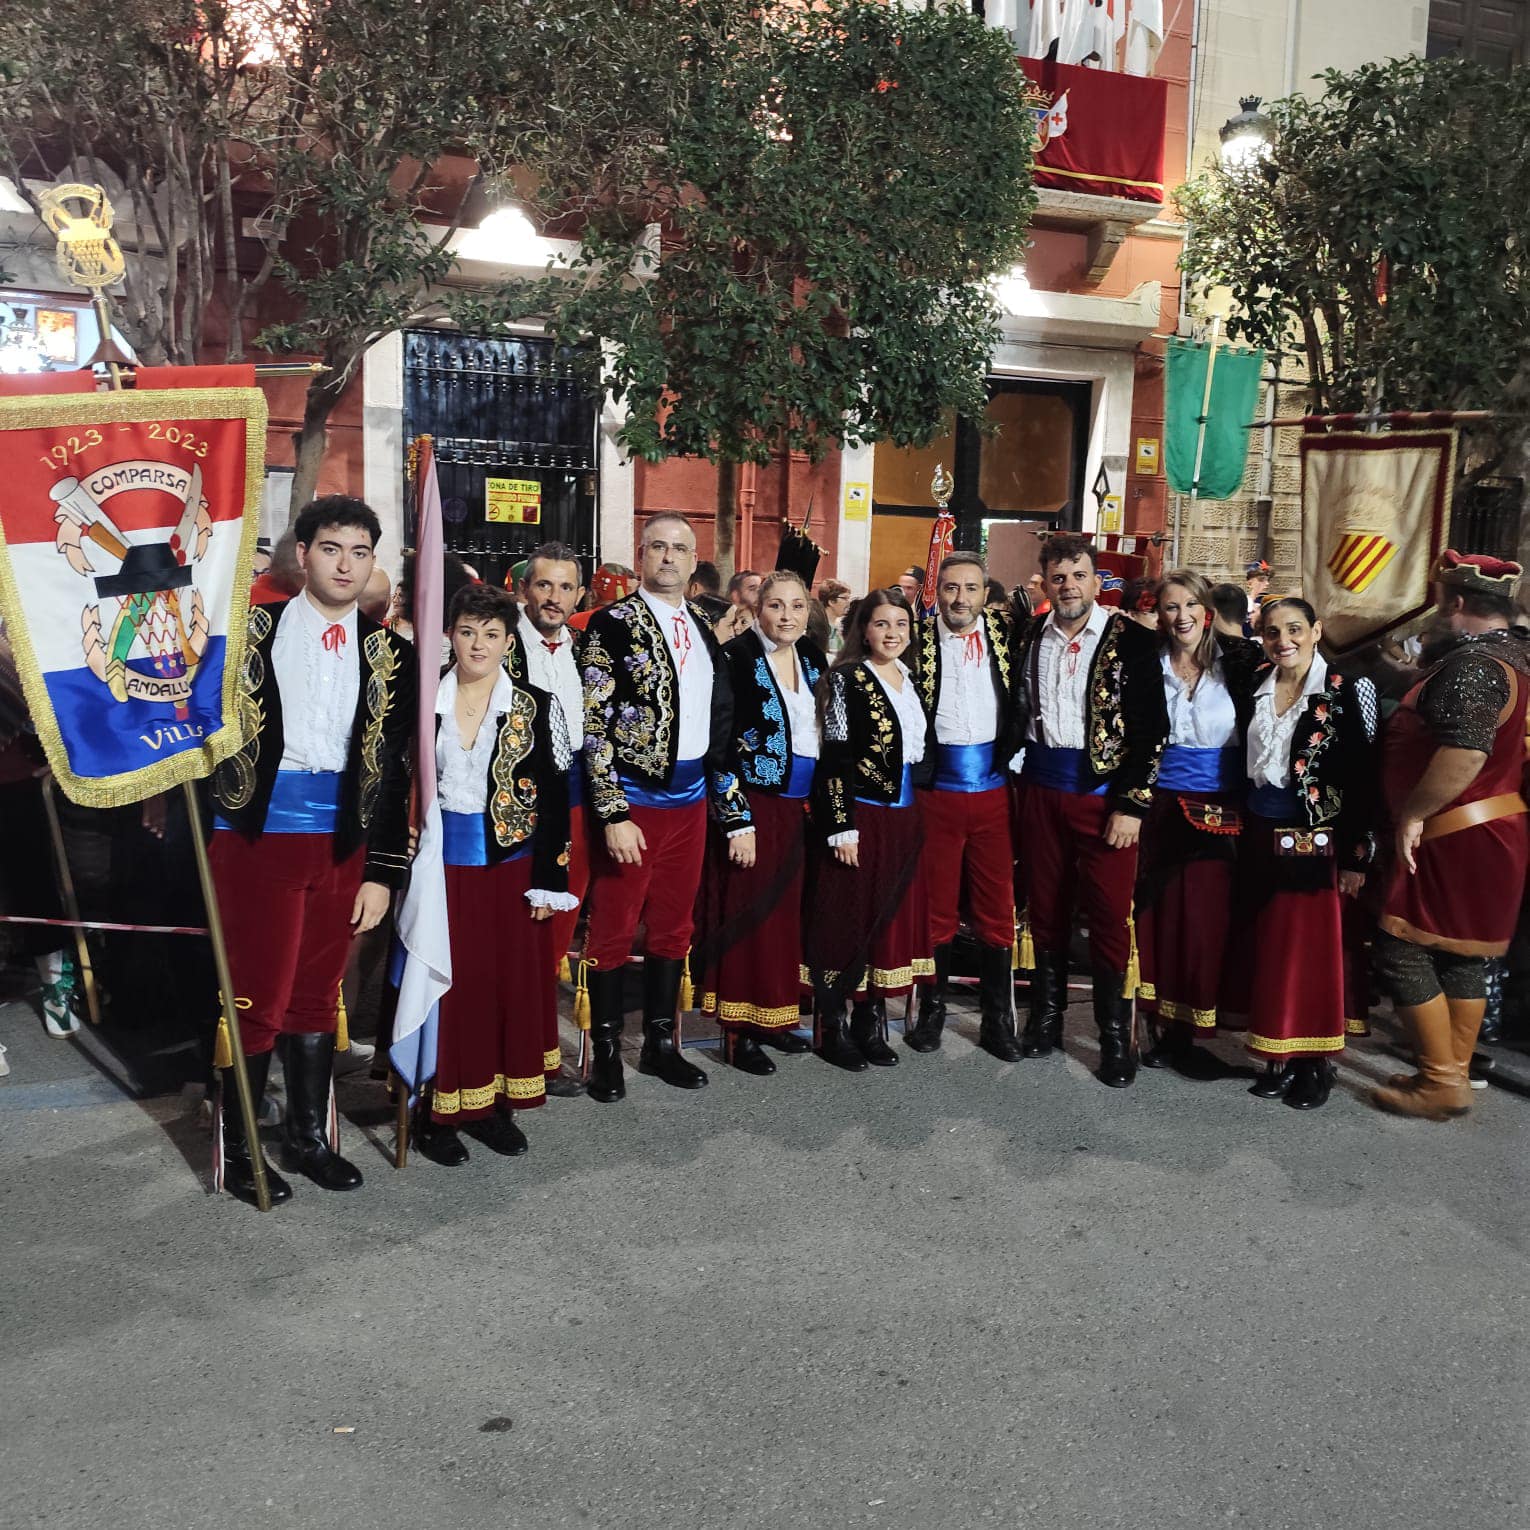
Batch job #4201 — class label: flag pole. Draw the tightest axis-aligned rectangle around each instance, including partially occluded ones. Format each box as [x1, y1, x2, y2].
[1178, 312, 1223, 569]
[44, 183, 272, 1210]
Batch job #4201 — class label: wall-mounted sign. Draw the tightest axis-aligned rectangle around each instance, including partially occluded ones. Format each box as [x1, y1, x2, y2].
[843, 480, 870, 522]
[1099, 493, 1124, 534]
[485, 477, 541, 524]
[1134, 437, 1160, 475]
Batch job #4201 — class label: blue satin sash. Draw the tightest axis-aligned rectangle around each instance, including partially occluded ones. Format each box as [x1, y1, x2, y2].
[782, 754, 816, 801]
[1157, 745, 1242, 794]
[442, 809, 531, 867]
[931, 742, 1006, 795]
[620, 757, 706, 809]
[216, 770, 342, 834]
[1247, 783, 1302, 821]
[567, 763, 584, 811]
[857, 763, 914, 810]
[1020, 744, 1109, 797]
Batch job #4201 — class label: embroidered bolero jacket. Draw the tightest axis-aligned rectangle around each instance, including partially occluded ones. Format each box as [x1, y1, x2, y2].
[811, 661, 933, 842]
[712, 630, 827, 826]
[579, 594, 749, 831]
[1011, 607, 1168, 816]
[1230, 659, 1376, 871]
[437, 676, 573, 892]
[211, 599, 417, 888]
[908, 608, 1020, 770]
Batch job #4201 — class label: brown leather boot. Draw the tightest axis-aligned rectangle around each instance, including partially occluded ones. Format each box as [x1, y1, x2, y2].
[1373, 996, 1471, 1120]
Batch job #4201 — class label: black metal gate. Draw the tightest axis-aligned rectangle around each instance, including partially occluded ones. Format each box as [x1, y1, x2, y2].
[402, 329, 599, 587]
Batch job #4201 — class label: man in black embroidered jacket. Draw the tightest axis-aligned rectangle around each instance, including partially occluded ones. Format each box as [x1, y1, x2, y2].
[1012, 533, 1167, 1087]
[906, 552, 1025, 1061]
[209, 496, 415, 1205]
[579, 513, 748, 1102]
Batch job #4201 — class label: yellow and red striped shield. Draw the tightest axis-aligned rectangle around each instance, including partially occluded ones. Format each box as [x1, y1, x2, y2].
[1326, 531, 1397, 594]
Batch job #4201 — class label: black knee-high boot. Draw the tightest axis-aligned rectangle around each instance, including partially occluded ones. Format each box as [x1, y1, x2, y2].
[586, 968, 628, 1103]
[280, 1032, 364, 1189]
[977, 942, 1022, 1062]
[218, 1048, 292, 1207]
[637, 956, 708, 1089]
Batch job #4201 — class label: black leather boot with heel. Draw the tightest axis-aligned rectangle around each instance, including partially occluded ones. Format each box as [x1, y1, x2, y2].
[1022, 951, 1068, 1058]
[977, 942, 1023, 1062]
[218, 1048, 292, 1207]
[637, 955, 708, 1089]
[280, 1032, 363, 1190]
[586, 967, 628, 1103]
[905, 942, 951, 1053]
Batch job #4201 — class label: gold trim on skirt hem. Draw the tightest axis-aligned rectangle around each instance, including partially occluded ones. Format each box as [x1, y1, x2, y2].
[1155, 997, 1218, 1029]
[706, 996, 802, 1028]
[432, 1072, 547, 1113]
[1247, 1033, 1346, 1056]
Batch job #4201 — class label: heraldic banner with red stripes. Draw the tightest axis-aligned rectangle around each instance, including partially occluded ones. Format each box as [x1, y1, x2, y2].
[1299, 430, 1457, 653]
[0, 383, 267, 806]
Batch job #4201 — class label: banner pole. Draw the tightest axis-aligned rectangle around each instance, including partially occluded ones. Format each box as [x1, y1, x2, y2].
[183, 782, 272, 1212]
[1182, 314, 1223, 570]
[39, 774, 101, 1026]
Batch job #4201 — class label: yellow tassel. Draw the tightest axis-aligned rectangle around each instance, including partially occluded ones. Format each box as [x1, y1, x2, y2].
[1124, 912, 1140, 1001]
[1016, 916, 1036, 973]
[213, 1014, 232, 1071]
[573, 960, 591, 1031]
[559, 954, 572, 984]
[679, 955, 695, 1014]
[335, 987, 350, 1052]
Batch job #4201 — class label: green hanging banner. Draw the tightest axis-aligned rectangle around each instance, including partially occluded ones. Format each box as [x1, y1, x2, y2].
[1164, 338, 1265, 500]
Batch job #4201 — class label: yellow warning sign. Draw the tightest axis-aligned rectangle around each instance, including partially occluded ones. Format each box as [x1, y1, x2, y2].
[486, 477, 541, 525]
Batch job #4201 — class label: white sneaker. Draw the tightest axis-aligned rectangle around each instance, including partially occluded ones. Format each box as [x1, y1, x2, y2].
[0, 1042, 9, 1078]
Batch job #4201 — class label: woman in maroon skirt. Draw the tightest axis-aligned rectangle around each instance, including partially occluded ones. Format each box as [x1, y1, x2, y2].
[1137, 570, 1255, 1073]
[803, 590, 934, 1070]
[1223, 596, 1375, 1109]
[416, 584, 575, 1166]
[692, 571, 826, 1075]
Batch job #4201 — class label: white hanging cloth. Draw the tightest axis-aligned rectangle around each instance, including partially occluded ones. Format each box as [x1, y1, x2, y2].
[1125, 0, 1165, 75]
[1059, 0, 1124, 68]
[1025, 0, 1064, 58]
[986, 0, 1022, 41]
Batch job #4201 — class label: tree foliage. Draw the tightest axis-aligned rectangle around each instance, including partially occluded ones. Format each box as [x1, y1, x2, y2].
[1178, 56, 1530, 482]
[516, 0, 1035, 467]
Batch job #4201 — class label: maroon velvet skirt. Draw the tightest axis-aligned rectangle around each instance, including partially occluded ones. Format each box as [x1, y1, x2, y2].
[803, 800, 933, 1003]
[692, 792, 810, 1031]
[432, 854, 559, 1122]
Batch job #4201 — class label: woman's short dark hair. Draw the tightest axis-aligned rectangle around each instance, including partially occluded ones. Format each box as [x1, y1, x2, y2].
[448, 582, 516, 632]
[293, 495, 382, 550]
[1258, 595, 1318, 629]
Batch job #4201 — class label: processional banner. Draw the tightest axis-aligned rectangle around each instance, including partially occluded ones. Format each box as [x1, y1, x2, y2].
[1299, 430, 1456, 654]
[0, 385, 267, 805]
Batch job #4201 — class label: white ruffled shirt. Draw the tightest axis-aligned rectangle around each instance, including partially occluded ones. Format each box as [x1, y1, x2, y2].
[1162, 651, 1238, 749]
[517, 609, 583, 752]
[640, 587, 713, 761]
[757, 633, 820, 761]
[1248, 659, 1327, 790]
[933, 616, 999, 747]
[272, 593, 358, 774]
[831, 659, 924, 848]
[435, 667, 578, 911]
[1029, 599, 1109, 749]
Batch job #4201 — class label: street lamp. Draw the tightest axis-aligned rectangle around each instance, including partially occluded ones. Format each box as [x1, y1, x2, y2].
[1219, 96, 1275, 168]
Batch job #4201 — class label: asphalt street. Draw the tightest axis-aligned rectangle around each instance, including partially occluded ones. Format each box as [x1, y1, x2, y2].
[1, 992, 1525, 1530]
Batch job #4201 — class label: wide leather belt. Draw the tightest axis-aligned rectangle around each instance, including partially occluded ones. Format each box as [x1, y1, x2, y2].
[1420, 791, 1527, 843]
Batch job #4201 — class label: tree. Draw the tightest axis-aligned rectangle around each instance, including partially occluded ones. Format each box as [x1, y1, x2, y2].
[0, 0, 562, 512]
[1178, 56, 1530, 493]
[500, 0, 1037, 575]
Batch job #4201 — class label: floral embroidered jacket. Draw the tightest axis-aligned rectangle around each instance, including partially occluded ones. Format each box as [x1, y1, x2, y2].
[435, 678, 572, 889]
[1011, 607, 1168, 816]
[211, 599, 416, 887]
[1230, 658, 1376, 871]
[812, 661, 934, 841]
[580, 594, 748, 830]
[908, 608, 1022, 773]
[713, 630, 827, 826]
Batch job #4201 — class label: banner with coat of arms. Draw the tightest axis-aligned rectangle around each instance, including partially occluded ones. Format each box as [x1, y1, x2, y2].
[0, 386, 266, 805]
[1299, 430, 1456, 654]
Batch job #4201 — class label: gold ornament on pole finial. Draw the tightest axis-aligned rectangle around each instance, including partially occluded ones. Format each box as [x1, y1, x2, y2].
[37, 184, 126, 293]
[931, 464, 953, 511]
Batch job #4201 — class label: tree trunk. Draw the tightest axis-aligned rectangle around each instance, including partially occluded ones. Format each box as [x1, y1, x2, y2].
[714, 457, 737, 582]
[287, 375, 347, 521]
